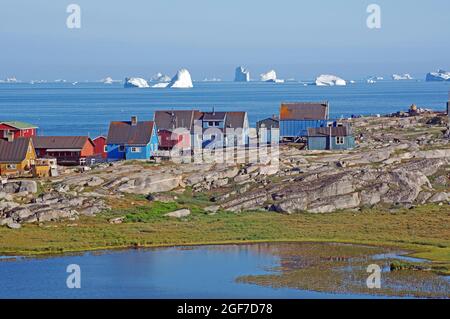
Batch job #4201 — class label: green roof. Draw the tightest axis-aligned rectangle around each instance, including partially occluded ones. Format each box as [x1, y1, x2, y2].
[0, 121, 38, 129]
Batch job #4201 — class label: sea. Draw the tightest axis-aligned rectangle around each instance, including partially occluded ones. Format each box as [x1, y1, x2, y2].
[0, 80, 449, 137]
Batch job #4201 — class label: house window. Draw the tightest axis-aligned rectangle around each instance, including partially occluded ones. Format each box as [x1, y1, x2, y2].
[336, 136, 345, 145]
[208, 121, 214, 127]
[131, 147, 141, 153]
[6, 164, 17, 170]
[119, 145, 125, 152]
[103, 145, 107, 152]
[214, 121, 220, 126]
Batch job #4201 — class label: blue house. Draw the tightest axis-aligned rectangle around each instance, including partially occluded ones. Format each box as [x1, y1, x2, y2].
[280, 102, 329, 142]
[106, 116, 158, 160]
[307, 126, 355, 150]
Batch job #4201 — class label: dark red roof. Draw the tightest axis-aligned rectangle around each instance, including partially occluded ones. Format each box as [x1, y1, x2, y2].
[32, 136, 93, 150]
[107, 121, 155, 146]
[154, 110, 202, 132]
[0, 138, 32, 163]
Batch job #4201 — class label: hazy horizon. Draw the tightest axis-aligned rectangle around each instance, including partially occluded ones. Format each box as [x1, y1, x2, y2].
[1, 0, 449, 81]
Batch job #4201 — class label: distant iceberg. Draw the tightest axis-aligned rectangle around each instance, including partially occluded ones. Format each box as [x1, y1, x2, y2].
[260, 70, 284, 83]
[124, 77, 150, 88]
[234, 66, 250, 82]
[167, 68, 193, 88]
[150, 72, 171, 83]
[4, 76, 18, 83]
[315, 74, 347, 86]
[392, 74, 413, 80]
[426, 69, 450, 82]
[101, 77, 114, 84]
[151, 82, 170, 88]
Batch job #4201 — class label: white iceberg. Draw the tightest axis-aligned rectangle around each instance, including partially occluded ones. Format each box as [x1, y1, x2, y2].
[167, 68, 193, 88]
[150, 72, 171, 83]
[151, 82, 170, 88]
[124, 77, 150, 88]
[101, 77, 114, 84]
[426, 69, 450, 82]
[260, 70, 276, 82]
[392, 73, 413, 80]
[315, 74, 347, 86]
[234, 66, 250, 82]
[5, 76, 18, 83]
[260, 70, 284, 83]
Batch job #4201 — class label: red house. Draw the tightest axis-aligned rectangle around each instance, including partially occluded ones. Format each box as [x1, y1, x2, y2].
[0, 121, 38, 141]
[93, 136, 107, 159]
[32, 136, 95, 166]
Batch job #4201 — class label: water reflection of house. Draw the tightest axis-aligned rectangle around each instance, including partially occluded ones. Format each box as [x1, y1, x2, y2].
[0, 137, 36, 176]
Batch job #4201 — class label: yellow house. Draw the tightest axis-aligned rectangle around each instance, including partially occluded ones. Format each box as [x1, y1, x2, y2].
[0, 137, 37, 176]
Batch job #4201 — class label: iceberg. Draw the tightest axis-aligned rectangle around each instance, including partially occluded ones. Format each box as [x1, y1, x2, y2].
[5, 76, 18, 83]
[260, 70, 284, 83]
[426, 69, 450, 82]
[150, 72, 171, 83]
[315, 74, 347, 86]
[167, 68, 193, 88]
[124, 77, 150, 88]
[151, 82, 170, 88]
[102, 77, 114, 84]
[234, 66, 250, 82]
[392, 74, 413, 80]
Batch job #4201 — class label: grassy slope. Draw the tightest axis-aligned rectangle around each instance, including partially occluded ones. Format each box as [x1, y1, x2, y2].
[0, 191, 448, 274]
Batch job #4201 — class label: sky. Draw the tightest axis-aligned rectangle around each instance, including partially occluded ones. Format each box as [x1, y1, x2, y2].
[0, 0, 449, 81]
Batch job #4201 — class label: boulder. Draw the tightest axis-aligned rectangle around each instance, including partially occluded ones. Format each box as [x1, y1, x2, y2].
[7, 222, 21, 229]
[164, 209, 191, 218]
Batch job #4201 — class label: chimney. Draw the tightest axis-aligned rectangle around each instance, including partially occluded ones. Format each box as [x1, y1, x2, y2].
[7, 131, 14, 142]
[131, 116, 138, 126]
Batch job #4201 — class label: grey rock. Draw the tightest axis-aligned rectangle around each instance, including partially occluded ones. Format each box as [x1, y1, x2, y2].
[164, 209, 191, 218]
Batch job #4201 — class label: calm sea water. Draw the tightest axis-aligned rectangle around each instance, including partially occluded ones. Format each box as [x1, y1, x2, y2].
[0, 81, 449, 137]
[0, 244, 395, 299]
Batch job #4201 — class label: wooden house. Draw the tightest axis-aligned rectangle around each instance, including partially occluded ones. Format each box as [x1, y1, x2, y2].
[93, 136, 107, 159]
[257, 116, 279, 144]
[0, 121, 38, 141]
[32, 136, 95, 166]
[106, 116, 158, 160]
[0, 137, 37, 176]
[307, 126, 355, 150]
[280, 102, 329, 142]
[201, 111, 249, 148]
[154, 110, 202, 150]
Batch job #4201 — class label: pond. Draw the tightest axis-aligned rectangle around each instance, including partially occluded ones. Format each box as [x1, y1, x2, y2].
[0, 243, 448, 298]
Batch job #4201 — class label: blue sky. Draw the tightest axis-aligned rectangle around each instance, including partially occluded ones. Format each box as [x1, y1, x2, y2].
[0, 0, 449, 81]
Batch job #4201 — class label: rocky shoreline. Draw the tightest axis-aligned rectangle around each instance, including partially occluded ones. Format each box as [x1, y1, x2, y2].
[1, 112, 449, 228]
